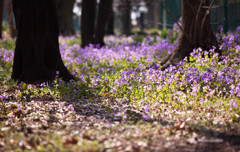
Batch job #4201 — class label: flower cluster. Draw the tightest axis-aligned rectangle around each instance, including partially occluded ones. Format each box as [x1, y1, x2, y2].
[0, 26, 240, 120]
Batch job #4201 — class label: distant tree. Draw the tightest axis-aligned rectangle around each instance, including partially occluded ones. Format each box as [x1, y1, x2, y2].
[122, 0, 131, 35]
[12, 0, 75, 84]
[94, 0, 113, 45]
[6, 0, 16, 38]
[147, 1, 160, 29]
[0, 0, 4, 39]
[160, 0, 221, 70]
[106, 10, 114, 35]
[55, 0, 75, 36]
[81, 0, 96, 48]
[81, 0, 113, 48]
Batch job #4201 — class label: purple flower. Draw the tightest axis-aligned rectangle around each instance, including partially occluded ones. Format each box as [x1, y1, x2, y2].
[106, 121, 111, 128]
[17, 85, 22, 90]
[229, 100, 238, 110]
[121, 99, 127, 103]
[144, 105, 149, 113]
[68, 104, 74, 111]
[232, 102, 237, 108]
[218, 25, 223, 33]
[142, 114, 148, 120]
[18, 104, 22, 110]
[117, 112, 127, 119]
[0, 96, 5, 102]
[191, 84, 200, 96]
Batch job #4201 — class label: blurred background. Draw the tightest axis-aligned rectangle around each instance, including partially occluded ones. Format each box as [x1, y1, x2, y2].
[1, 0, 240, 38]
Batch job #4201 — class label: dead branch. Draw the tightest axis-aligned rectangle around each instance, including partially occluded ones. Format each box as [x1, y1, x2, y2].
[201, 0, 215, 30]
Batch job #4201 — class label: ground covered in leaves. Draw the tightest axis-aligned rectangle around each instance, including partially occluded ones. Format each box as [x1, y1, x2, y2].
[0, 26, 240, 151]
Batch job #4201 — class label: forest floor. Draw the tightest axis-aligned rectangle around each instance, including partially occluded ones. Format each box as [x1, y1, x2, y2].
[1, 85, 240, 152]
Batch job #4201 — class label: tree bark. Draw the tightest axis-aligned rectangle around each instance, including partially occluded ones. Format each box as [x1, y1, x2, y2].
[160, 0, 220, 70]
[12, 0, 75, 84]
[94, 0, 112, 46]
[122, 0, 131, 35]
[147, 1, 160, 29]
[6, 0, 16, 38]
[55, 0, 75, 36]
[106, 11, 114, 35]
[81, 0, 96, 48]
[81, 0, 112, 48]
[0, 0, 4, 39]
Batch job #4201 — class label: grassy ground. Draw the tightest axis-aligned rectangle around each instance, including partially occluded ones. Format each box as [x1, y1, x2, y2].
[0, 29, 240, 151]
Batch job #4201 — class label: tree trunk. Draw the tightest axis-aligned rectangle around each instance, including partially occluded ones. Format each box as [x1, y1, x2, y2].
[147, 1, 159, 29]
[0, 0, 4, 39]
[160, 0, 220, 70]
[153, 1, 160, 29]
[12, 0, 75, 84]
[81, 0, 96, 48]
[94, 0, 112, 46]
[55, 0, 75, 36]
[6, 0, 16, 38]
[122, 0, 131, 35]
[106, 11, 114, 35]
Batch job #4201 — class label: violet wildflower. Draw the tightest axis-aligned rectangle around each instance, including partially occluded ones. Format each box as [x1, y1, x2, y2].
[229, 100, 238, 111]
[232, 101, 238, 108]
[142, 114, 148, 120]
[191, 84, 200, 96]
[68, 104, 74, 111]
[121, 99, 127, 103]
[144, 105, 149, 113]
[117, 112, 127, 119]
[18, 104, 22, 110]
[106, 121, 111, 128]
[0, 96, 6, 102]
[218, 25, 223, 33]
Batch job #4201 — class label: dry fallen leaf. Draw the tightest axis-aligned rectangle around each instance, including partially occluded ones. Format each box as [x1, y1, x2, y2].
[13, 110, 24, 118]
[10, 139, 15, 146]
[0, 141, 5, 148]
[82, 133, 92, 140]
[175, 122, 186, 130]
[7, 104, 18, 110]
[63, 136, 78, 147]
[19, 140, 32, 150]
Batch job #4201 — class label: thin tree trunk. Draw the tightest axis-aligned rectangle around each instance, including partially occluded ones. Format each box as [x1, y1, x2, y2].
[0, 0, 4, 39]
[147, 1, 159, 29]
[94, 0, 112, 46]
[153, 1, 160, 29]
[160, 0, 220, 70]
[106, 11, 114, 35]
[6, 0, 16, 38]
[12, 0, 75, 84]
[122, 0, 131, 35]
[56, 0, 75, 36]
[81, 0, 96, 48]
